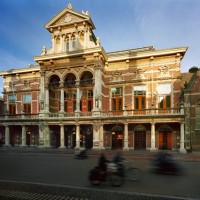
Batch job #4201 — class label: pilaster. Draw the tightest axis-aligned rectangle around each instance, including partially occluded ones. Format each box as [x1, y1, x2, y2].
[179, 122, 187, 153]
[123, 123, 129, 151]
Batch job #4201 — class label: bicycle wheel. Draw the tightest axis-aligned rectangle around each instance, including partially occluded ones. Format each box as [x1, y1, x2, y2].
[109, 173, 124, 187]
[127, 167, 140, 181]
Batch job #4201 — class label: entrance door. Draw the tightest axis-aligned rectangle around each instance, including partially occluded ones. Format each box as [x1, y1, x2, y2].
[159, 132, 171, 150]
[134, 131, 146, 149]
[112, 132, 123, 149]
[26, 133, 30, 146]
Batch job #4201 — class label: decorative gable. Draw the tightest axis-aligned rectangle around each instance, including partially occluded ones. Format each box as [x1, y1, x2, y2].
[45, 4, 95, 31]
[54, 13, 83, 26]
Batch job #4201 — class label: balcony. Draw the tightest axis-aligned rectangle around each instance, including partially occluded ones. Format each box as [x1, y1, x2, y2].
[0, 107, 184, 122]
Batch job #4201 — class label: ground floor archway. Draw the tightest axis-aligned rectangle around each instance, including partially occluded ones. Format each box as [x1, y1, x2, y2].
[158, 125, 172, 150]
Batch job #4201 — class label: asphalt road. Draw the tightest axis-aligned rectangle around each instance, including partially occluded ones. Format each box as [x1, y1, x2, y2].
[0, 152, 199, 199]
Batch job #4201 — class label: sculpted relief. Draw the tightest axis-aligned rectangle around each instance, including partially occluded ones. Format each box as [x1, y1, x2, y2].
[55, 13, 82, 25]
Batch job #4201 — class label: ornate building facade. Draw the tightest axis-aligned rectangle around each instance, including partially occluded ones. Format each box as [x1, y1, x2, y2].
[0, 4, 188, 152]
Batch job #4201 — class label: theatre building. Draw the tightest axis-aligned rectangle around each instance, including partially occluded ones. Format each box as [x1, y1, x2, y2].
[0, 4, 187, 152]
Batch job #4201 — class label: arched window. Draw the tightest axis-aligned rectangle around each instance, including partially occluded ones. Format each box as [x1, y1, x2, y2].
[64, 73, 76, 87]
[49, 75, 60, 88]
[80, 71, 93, 86]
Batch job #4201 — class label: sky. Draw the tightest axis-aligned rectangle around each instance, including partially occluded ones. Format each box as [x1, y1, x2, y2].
[0, 0, 200, 96]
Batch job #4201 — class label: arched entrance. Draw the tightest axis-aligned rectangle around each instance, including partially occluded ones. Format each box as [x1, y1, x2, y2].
[49, 125, 60, 148]
[80, 125, 93, 149]
[159, 125, 172, 150]
[134, 125, 146, 149]
[111, 125, 123, 149]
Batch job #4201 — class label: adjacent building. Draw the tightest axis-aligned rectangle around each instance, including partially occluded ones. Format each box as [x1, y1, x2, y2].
[0, 4, 188, 152]
[181, 67, 200, 151]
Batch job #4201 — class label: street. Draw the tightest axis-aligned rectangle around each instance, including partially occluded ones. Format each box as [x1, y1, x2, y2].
[0, 151, 199, 199]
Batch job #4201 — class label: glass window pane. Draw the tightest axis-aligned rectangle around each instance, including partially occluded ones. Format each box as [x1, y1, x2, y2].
[23, 94, 31, 102]
[134, 98, 139, 109]
[142, 97, 146, 109]
[9, 95, 15, 102]
[159, 96, 164, 108]
[111, 87, 123, 97]
[166, 96, 171, 108]
[118, 99, 122, 110]
[112, 99, 116, 110]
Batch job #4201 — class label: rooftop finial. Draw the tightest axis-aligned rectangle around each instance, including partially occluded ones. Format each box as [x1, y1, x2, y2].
[67, 2, 72, 9]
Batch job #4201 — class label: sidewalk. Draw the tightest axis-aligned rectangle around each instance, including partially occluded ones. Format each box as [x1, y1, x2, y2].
[0, 180, 194, 200]
[1, 146, 200, 161]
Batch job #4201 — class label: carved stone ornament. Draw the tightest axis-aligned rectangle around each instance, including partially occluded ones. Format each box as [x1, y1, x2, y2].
[110, 71, 123, 82]
[9, 81, 14, 90]
[133, 68, 145, 79]
[93, 122, 101, 132]
[134, 124, 146, 132]
[56, 13, 81, 25]
[67, 2, 72, 9]
[23, 80, 30, 89]
[159, 65, 171, 77]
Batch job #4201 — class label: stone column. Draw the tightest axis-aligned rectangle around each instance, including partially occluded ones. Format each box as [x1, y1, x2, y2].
[179, 122, 186, 153]
[4, 125, 10, 146]
[123, 123, 129, 151]
[59, 124, 65, 148]
[75, 124, 80, 149]
[92, 122, 101, 150]
[51, 33, 55, 53]
[99, 124, 104, 149]
[21, 125, 26, 147]
[39, 71, 45, 112]
[68, 34, 72, 51]
[44, 125, 51, 147]
[60, 85, 65, 113]
[150, 122, 157, 151]
[60, 34, 64, 53]
[38, 123, 45, 148]
[75, 81, 80, 113]
[45, 88, 49, 113]
[84, 28, 88, 49]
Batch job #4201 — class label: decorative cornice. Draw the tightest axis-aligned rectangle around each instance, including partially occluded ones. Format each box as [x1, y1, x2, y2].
[34, 46, 107, 62]
[0, 65, 40, 76]
[107, 47, 188, 62]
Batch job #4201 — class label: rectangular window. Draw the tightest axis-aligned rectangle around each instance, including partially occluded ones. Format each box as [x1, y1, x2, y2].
[112, 98, 123, 111]
[9, 104, 16, 115]
[23, 94, 31, 114]
[23, 104, 31, 114]
[8, 95, 16, 103]
[134, 85, 146, 110]
[112, 87, 123, 97]
[23, 94, 32, 102]
[158, 95, 171, 109]
[166, 95, 171, 108]
[88, 90, 93, 98]
[8, 95, 16, 114]
[64, 101, 68, 112]
[72, 38, 77, 50]
[66, 40, 70, 52]
[88, 100, 93, 112]
[111, 87, 123, 111]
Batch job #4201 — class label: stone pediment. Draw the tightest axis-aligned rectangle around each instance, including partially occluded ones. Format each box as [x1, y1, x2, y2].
[45, 7, 95, 30]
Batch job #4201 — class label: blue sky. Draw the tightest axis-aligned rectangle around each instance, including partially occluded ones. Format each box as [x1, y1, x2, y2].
[0, 0, 200, 96]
